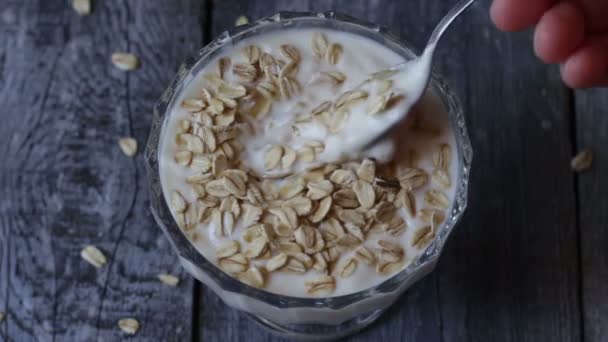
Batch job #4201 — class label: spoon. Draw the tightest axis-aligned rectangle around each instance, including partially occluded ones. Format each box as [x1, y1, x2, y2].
[357, 0, 476, 151]
[259, 1, 476, 177]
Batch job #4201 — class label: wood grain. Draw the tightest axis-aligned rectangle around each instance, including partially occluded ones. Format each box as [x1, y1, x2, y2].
[432, 3, 581, 342]
[425, 1, 581, 341]
[576, 88, 608, 342]
[0, 0, 204, 340]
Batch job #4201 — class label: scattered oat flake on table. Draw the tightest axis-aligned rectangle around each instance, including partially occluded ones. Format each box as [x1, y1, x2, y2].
[157, 273, 180, 286]
[80, 245, 107, 268]
[118, 318, 140, 335]
[72, 0, 91, 15]
[235, 15, 249, 26]
[111, 52, 140, 71]
[0, 312, 4, 323]
[118, 137, 138, 157]
[571, 149, 593, 172]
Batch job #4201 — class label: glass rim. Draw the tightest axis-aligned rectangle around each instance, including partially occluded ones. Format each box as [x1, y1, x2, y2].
[145, 11, 472, 309]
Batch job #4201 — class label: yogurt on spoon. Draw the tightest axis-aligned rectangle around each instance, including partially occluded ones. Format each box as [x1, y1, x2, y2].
[238, 40, 435, 178]
[306, 44, 435, 166]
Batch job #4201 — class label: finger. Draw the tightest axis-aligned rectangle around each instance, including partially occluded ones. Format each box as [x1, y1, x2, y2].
[561, 36, 608, 88]
[490, 0, 555, 32]
[563, 74, 608, 88]
[534, 1, 586, 63]
[579, 0, 608, 32]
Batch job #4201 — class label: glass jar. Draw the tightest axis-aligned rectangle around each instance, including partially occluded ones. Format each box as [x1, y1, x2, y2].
[145, 11, 472, 341]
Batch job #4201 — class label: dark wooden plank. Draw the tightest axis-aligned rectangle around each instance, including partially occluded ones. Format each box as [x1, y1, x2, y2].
[0, 1, 204, 340]
[430, 2, 581, 342]
[575, 88, 608, 342]
[209, 0, 311, 28]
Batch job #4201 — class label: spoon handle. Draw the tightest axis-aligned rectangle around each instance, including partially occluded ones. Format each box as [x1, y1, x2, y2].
[427, 0, 476, 48]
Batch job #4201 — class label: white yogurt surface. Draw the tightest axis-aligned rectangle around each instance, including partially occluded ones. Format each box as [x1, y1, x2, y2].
[159, 28, 458, 297]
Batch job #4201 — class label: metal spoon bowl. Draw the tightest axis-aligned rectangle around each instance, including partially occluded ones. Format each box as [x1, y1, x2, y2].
[360, 0, 476, 151]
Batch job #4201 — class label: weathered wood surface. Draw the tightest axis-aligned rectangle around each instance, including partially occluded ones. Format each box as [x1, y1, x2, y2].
[0, 0, 204, 340]
[428, 4, 581, 342]
[576, 88, 608, 342]
[0, 0, 606, 341]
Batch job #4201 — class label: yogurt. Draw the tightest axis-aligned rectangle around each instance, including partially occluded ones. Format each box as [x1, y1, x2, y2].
[159, 28, 457, 297]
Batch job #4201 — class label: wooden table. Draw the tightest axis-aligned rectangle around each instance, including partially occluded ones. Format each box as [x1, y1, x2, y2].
[1, 0, 606, 341]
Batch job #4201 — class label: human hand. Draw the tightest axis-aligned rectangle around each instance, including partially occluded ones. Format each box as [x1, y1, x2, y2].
[490, 0, 608, 88]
